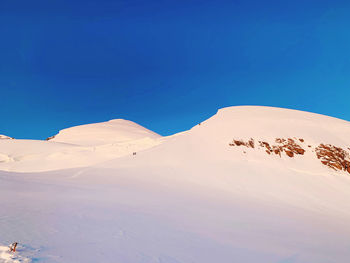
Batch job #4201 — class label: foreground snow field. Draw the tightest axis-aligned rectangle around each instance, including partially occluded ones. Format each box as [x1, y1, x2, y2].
[1, 106, 350, 262]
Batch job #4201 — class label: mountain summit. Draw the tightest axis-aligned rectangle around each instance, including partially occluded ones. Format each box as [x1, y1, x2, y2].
[48, 119, 161, 146]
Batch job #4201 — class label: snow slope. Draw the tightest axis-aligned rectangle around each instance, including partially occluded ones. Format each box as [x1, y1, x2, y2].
[1, 106, 350, 262]
[0, 120, 162, 172]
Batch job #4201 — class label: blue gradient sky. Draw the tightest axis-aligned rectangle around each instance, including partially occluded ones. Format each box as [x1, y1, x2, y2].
[1, 0, 350, 139]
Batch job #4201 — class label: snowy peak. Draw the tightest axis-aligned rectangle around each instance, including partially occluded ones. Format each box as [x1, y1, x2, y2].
[166, 106, 350, 175]
[48, 119, 161, 146]
[191, 106, 350, 146]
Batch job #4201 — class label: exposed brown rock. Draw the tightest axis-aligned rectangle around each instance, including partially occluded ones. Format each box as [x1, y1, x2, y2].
[316, 144, 350, 174]
[248, 139, 255, 148]
[296, 148, 305, 155]
[275, 138, 286, 144]
[232, 137, 306, 158]
[229, 137, 350, 175]
[285, 150, 294, 157]
[229, 138, 255, 148]
[229, 138, 305, 157]
[270, 138, 305, 157]
[234, 140, 245, 146]
[259, 141, 272, 151]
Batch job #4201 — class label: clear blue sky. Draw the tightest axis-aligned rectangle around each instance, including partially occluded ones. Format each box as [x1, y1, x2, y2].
[1, 0, 350, 139]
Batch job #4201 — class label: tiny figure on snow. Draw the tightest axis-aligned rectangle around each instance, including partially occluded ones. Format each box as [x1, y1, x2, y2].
[133, 152, 137, 156]
[9, 242, 18, 252]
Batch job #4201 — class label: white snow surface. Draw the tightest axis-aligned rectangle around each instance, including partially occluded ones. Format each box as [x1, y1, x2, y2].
[1, 106, 350, 262]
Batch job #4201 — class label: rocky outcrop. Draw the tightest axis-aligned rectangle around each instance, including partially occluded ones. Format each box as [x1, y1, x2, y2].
[230, 138, 305, 158]
[229, 138, 255, 148]
[229, 137, 350, 174]
[316, 144, 350, 173]
[267, 138, 305, 157]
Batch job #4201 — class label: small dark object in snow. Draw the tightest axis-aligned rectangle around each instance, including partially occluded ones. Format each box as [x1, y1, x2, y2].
[133, 152, 137, 156]
[9, 242, 18, 252]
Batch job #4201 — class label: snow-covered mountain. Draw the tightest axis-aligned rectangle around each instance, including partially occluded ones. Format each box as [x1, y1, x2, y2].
[0, 119, 162, 172]
[1, 106, 349, 174]
[1, 106, 350, 263]
[48, 119, 161, 146]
